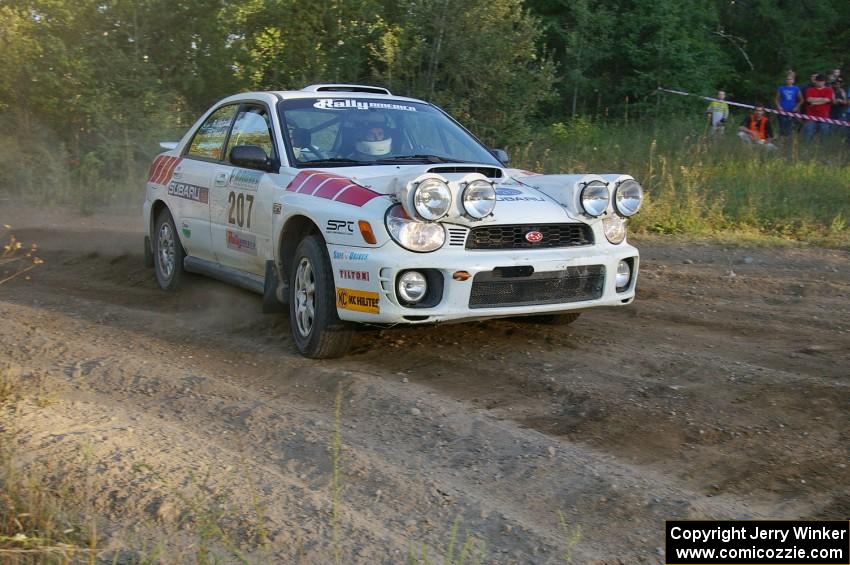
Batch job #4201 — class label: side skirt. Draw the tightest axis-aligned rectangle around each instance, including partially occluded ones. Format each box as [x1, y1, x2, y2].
[183, 256, 264, 295]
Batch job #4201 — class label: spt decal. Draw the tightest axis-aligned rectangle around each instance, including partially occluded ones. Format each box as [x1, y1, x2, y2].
[336, 288, 380, 314]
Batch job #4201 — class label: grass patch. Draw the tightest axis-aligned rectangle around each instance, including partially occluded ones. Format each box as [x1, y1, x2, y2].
[511, 117, 850, 247]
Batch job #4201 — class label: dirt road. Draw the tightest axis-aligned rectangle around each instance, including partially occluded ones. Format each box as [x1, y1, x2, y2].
[1, 208, 848, 563]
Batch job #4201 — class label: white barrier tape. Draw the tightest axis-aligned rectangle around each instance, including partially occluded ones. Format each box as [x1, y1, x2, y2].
[658, 87, 850, 127]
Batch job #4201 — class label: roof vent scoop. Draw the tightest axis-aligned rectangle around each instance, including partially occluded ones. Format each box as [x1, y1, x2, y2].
[302, 84, 392, 95]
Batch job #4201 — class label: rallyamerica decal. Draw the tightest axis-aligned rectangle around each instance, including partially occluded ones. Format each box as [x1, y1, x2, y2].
[336, 288, 380, 314]
[225, 230, 257, 255]
[313, 99, 417, 112]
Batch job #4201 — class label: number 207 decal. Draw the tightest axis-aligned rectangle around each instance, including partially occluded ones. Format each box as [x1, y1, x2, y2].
[227, 191, 254, 228]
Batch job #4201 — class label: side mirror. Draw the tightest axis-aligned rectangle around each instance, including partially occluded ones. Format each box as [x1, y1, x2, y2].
[491, 148, 509, 166]
[230, 145, 275, 171]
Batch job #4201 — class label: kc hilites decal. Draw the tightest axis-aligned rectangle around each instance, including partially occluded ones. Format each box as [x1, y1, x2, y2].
[225, 229, 257, 255]
[336, 288, 380, 314]
[168, 181, 209, 204]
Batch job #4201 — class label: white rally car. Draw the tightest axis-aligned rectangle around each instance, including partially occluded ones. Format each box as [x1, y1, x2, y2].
[143, 84, 642, 358]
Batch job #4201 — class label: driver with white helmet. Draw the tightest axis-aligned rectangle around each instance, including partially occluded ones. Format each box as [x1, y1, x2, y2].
[348, 113, 392, 160]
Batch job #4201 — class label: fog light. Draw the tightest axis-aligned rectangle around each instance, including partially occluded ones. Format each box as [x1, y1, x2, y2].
[398, 271, 427, 303]
[615, 260, 631, 290]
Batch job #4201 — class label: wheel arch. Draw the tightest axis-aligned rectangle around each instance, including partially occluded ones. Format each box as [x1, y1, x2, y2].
[150, 199, 169, 239]
[278, 215, 324, 281]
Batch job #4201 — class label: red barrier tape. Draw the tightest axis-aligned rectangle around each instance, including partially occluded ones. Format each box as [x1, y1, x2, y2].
[658, 87, 850, 127]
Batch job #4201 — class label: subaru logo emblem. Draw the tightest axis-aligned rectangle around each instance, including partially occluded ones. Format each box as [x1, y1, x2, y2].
[525, 230, 543, 243]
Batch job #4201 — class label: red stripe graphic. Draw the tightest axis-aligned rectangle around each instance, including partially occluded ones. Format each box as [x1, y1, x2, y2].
[161, 157, 182, 185]
[285, 170, 381, 207]
[336, 185, 380, 207]
[314, 179, 351, 199]
[156, 156, 174, 184]
[151, 156, 171, 185]
[148, 156, 166, 183]
[156, 156, 176, 185]
[298, 173, 339, 194]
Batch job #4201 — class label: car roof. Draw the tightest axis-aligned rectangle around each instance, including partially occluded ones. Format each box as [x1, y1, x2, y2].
[216, 85, 428, 107]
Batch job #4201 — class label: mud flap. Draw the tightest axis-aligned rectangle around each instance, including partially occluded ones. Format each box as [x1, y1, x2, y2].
[143, 236, 154, 268]
[262, 260, 288, 313]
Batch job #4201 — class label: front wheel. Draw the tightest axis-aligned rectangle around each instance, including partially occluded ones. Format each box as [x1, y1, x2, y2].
[288, 235, 353, 358]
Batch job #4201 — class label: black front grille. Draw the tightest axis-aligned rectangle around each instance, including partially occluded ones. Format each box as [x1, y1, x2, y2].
[465, 223, 593, 250]
[469, 265, 605, 309]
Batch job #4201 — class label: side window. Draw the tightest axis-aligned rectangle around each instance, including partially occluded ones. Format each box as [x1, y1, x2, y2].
[226, 106, 276, 163]
[187, 105, 238, 160]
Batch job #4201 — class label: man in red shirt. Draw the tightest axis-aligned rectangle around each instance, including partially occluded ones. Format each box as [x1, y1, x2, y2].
[803, 74, 834, 142]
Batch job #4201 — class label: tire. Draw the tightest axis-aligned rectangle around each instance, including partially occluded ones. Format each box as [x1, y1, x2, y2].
[514, 312, 582, 326]
[288, 235, 353, 358]
[153, 208, 185, 290]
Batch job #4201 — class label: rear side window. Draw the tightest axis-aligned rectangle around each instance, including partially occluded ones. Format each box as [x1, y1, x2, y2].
[187, 105, 238, 160]
[225, 105, 276, 162]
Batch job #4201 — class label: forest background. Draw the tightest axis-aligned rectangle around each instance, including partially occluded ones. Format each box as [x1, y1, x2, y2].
[1, 0, 849, 243]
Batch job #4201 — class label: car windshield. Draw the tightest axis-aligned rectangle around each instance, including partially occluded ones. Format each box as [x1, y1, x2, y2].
[278, 97, 501, 167]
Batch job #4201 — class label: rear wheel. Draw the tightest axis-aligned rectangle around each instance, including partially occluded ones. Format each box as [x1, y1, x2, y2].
[153, 209, 185, 290]
[288, 235, 353, 358]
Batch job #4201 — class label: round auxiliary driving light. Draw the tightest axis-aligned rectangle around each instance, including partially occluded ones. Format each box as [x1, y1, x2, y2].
[580, 180, 610, 217]
[462, 180, 496, 218]
[614, 179, 643, 217]
[615, 260, 631, 290]
[413, 178, 452, 221]
[397, 271, 428, 304]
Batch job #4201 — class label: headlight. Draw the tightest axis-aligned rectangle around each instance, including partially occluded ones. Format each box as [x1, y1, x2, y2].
[603, 216, 627, 244]
[580, 180, 609, 217]
[462, 180, 496, 219]
[614, 179, 643, 217]
[413, 178, 452, 221]
[385, 205, 445, 252]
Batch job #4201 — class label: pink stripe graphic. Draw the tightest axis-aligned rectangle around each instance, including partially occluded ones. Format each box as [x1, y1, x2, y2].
[335, 185, 380, 207]
[284, 170, 382, 207]
[314, 179, 352, 199]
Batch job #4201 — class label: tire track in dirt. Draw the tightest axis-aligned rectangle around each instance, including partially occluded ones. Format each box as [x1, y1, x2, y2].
[1, 213, 849, 562]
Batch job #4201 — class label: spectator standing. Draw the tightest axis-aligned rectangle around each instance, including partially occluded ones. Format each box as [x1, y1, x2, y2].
[774, 74, 803, 136]
[706, 90, 729, 134]
[831, 77, 847, 120]
[802, 74, 834, 142]
[737, 104, 777, 149]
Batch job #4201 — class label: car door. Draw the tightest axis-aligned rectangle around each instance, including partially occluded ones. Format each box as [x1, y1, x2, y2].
[211, 103, 280, 275]
[171, 103, 239, 262]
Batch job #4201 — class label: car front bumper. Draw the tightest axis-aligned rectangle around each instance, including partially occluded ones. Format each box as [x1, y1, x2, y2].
[329, 240, 639, 324]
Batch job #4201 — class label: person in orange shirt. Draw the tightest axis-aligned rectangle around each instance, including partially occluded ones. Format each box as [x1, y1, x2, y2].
[737, 104, 777, 150]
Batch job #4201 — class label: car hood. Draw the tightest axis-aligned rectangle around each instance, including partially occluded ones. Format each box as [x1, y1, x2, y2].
[314, 163, 605, 226]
